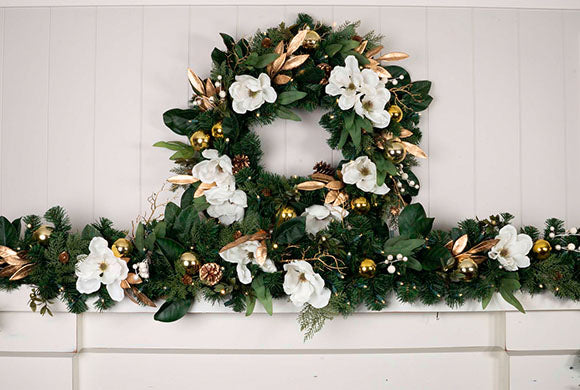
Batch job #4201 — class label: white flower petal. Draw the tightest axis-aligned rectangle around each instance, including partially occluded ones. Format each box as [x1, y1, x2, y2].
[76, 277, 101, 294]
[106, 281, 125, 302]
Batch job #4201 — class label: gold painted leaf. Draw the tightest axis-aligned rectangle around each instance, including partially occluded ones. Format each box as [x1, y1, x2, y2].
[354, 40, 368, 54]
[296, 181, 326, 191]
[452, 234, 468, 256]
[399, 129, 413, 138]
[402, 141, 428, 159]
[0, 246, 17, 258]
[325, 191, 338, 204]
[9, 263, 35, 281]
[4, 256, 29, 267]
[0, 265, 19, 278]
[270, 52, 287, 76]
[274, 40, 284, 55]
[466, 239, 499, 255]
[132, 287, 157, 307]
[325, 180, 344, 190]
[127, 273, 142, 285]
[287, 29, 308, 55]
[220, 230, 269, 253]
[194, 182, 216, 198]
[281, 54, 309, 71]
[187, 68, 205, 95]
[377, 52, 409, 61]
[124, 289, 140, 305]
[365, 45, 383, 58]
[333, 192, 348, 206]
[205, 78, 216, 97]
[120, 279, 131, 289]
[255, 241, 267, 266]
[168, 175, 199, 185]
[311, 173, 334, 183]
[372, 66, 392, 79]
[273, 74, 292, 85]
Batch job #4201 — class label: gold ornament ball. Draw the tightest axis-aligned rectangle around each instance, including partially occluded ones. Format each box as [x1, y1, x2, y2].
[532, 239, 552, 260]
[180, 252, 202, 275]
[359, 259, 377, 278]
[211, 122, 224, 138]
[302, 30, 321, 49]
[190, 131, 210, 151]
[457, 258, 478, 282]
[385, 140, 407, 164]
[388, 105, 403, 122]
[112, 238, 132, 258]
[33, 225, 53, 244]
[278, 206, 297, 223]
[351, 196, 371, 214]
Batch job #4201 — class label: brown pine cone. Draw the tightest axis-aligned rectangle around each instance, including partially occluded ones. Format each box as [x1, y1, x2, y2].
[232, 154, 250, 174]
[199, 263, 223, 286]
[313, 160, 335, 176]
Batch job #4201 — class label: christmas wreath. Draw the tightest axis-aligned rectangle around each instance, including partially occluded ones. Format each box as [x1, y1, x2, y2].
[1, 14, 579, 339]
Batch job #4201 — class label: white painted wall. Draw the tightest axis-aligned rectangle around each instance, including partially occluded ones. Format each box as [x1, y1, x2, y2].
[0, 1, 579, 389]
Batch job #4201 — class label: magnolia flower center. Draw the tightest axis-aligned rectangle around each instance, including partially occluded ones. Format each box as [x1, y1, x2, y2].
[362, 101, 373, 111]
[248, 90, 260, 98]
[247, 252, 254, 260]
[347, 82, 356, 91]
[360, 167, 370, 176]
[299, 273, 308, 282]
[500, 248, 510, 258]
[99, 261, 108, 272]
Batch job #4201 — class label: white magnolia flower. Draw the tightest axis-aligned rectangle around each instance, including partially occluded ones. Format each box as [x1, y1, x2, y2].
[488, 225, 533, 271]
[302, 204, 349, 235]
[191, 149, 234, 187]
[354, 83, 391, 128]
[229, 73, 277, 114]
[75, 237, 129, 302]
[325, 55, 364, 110]
[219, 240, 276, 284]
[341, 156, 390, 195]
[206, 188, 247, 225]
[283, 261, 331, 308]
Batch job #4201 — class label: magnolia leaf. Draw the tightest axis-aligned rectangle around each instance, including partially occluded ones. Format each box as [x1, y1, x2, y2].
[0, 216, 18, 247]
[154, 298, 193, 322]
[275, 217, 306, 244]
[156, 237, 185, 262]
[254, 53, 280, 68]
[252, 275, 273, 316]
[276, 106, 301, 121]
[277, 91, 308, 105]
[245, 295, 257, 316]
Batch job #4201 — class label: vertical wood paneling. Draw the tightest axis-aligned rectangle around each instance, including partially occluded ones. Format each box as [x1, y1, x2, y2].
[563, 11, 580, 224]
[519, 10, 566, 226]
[473, 9, 520, 223]
[48, 7, 96, 227]
[1, 8, 50, 219]
[0, 356, 73, 390]
[237, 6, 287, 175]
[94, 7, 143, 228]
[141, 6, 189, 215]
[427, 8, 475, 227]
[380, 7, 430, 210]
[283, 6, 333, 175]
[0, 9, 4, 214]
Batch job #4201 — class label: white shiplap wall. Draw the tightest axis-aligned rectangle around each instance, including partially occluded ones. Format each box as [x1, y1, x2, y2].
[1, 2, 580, 389]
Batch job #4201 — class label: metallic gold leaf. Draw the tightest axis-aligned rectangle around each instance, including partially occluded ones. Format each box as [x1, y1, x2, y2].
[354, 40, 368, 54]
[270, 52, 287, 76]
[132, 287, 156, 307]
[466, 239, 499, 255]
[0, 265, 19, 278]
[452, 234, 468, 256]
[194, 182, 216, 198]
[325, 190, 338, 204]
[296, 181, 326, 191]
[120, 279, 131, 289]
[325, 180, 344, 190]
[220, 230, 269, 253]
[365, 45, 383, 58]
[399, 129, 413, 138]
[377, 52, 409, 61]
[124, 289, 140, 305]
[333, 192, 348, 206]
[311, 172, 334, 183]
[286, 29, 308, 55]
[0, 246, 17, 258]
[168, 175, 199, 185]
[126, 273, 142, 285]
[9, 263, 35, 281]
[4, 256, 29, 267]
[273, 74, 292, 85]
[281, 54, 309, 71]
[205, 78, 216, 97]
[187, 68, 205, 95]
[255, 241, 267, 266]
[274, 40, 284, 55]
[402, 141, 428, 159]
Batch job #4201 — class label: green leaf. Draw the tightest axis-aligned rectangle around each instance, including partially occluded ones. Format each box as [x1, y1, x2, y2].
[254, 53, 280, 68]
[421, 245, 451, 271]
[499, 278, 525, 313]
[252, 275, 273, 316]
[277, 91, 308, 105]
[211, 48, 227, 64]
[337, 128, 349, 149]
[0, 216, 18, 247]
[219, 33, 235, 50]
[11, 218, 21, 237]
[156, 237, 185, 262]
[193, 196, 209, 212]
[153, 221, 167, 239]
[275, 217, 306, 244]
[482, 288, 494, 310]
[348, 120, 361, 147]
[325, 43, 342, 57]
[350, 51, 370, 66]
[180, 186, 195, 209]
[81, 224, 101, 241]
[144, 232, 157, 251]
[405, 257, 422, 271]
[169, 148, 195, 161]
[162, 109, 198, 136]
[245, 295, 257, 316]
[154, 298, 193, 322]
[384, 237, 425, 253]
[173, 206, 197, 240]
[164, 202, 180, 226]
[398, 203, 434, 238]
[277, 106, 302, 121]
[134, 223, 145, 254]
[339, 40, 361, 53]
[152, 141, 191, 151]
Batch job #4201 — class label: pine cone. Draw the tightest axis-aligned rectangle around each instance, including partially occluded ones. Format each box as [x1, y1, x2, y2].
[181, 274, 193, 285]
[317, 63, 332, 85]
[313, 161, 335, 175]
[232, 154, 250, 174]
[199, 263, 223, 286]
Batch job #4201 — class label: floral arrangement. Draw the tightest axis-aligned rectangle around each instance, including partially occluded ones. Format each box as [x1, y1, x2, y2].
[1, 14, 579, 339]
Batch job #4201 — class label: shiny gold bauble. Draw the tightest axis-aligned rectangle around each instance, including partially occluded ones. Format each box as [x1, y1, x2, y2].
[457, 258, 478, 281]
[278, 206, 297, 223]
[302, 30, 321, 49]
[180, 252, 202, 275]
[190, 130, 210, 151]
[388, 105, 403, 122]
[385, 140, 407, 164]
[33, 225, 53, 244]
[359, 259, 377, 278]
[211, 122, 224, 138]
[112, 238, 133, 258]
[351, 196, 370, 214]
[532, 239, 552, 260]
